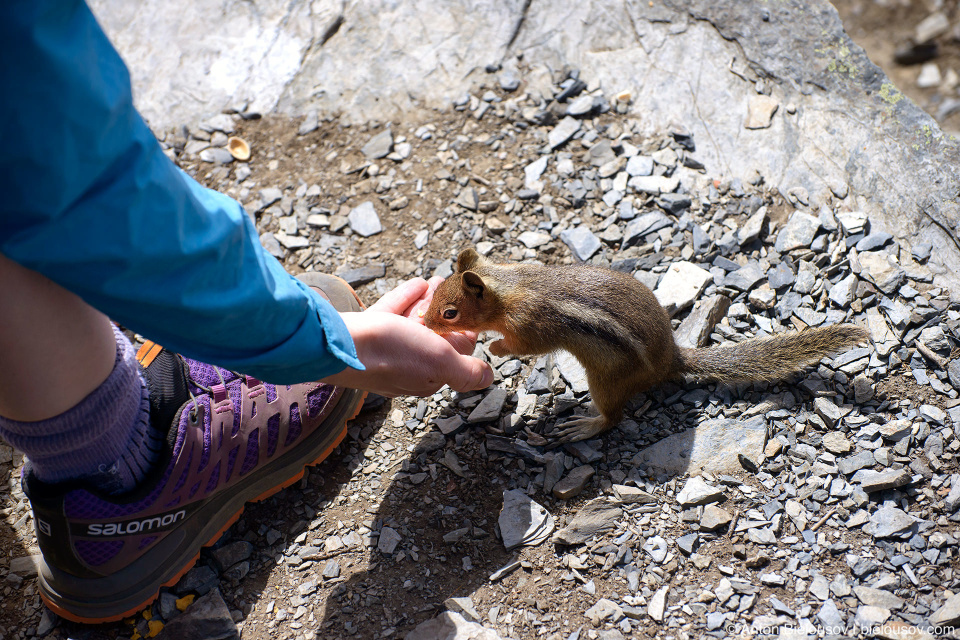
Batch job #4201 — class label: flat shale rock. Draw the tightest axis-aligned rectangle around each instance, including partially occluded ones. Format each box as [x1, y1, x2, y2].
[405, 611, 502, 640]
[930, 592, 960, 628]
[857, 251, 905, 294]
[676, 476, 724, 506]
[552, 498, 622, 545]
[864, 506, 917, 539]
[674, 295, 732, 349]
[553, 465, 596, 500]
[653, 261, 714, 316]
[154, 589, 239, 640]
[635, 416, 766, 475]
[498, 489, 555, 550]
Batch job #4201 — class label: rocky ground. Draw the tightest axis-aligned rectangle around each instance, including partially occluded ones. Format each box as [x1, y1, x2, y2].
[833, 0, 960, 135]
[3, 6, 960, 640]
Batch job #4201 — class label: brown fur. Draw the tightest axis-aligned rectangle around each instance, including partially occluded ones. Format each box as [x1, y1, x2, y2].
[424, 248, 870, 443]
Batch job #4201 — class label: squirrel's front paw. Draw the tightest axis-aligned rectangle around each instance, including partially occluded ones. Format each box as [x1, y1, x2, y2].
[550, 415, 611, 444]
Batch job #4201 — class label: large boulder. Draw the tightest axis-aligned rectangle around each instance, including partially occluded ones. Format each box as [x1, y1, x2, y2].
[91, 0, 960, 292]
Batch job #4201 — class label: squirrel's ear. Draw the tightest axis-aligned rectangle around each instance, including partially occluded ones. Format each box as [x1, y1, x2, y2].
[456, 248, 482, 273]
[461, 271, 486, 298]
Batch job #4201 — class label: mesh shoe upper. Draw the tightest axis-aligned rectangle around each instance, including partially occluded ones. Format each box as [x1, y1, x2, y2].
[28, 353, 345, 576]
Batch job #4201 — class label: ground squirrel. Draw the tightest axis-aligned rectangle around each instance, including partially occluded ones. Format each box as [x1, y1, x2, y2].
[424, 248, 870, 443]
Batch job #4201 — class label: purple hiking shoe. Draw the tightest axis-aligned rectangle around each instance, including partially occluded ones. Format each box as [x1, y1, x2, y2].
[23, 275, 366, 623]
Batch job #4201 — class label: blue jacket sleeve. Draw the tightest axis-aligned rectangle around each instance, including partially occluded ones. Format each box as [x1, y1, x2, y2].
[0, 0, 364, 384]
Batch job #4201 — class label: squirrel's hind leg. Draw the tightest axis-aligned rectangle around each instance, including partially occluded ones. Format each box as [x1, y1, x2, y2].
[550, 367, 633, 443]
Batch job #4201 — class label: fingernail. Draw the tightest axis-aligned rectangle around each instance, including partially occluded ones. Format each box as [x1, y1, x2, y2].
[480, 366, 494, 388]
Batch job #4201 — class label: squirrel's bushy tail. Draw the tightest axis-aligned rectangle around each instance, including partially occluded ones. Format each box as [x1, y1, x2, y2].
[676, 324, 869, 382]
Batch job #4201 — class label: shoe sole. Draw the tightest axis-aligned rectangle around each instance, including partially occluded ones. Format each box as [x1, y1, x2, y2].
[38, 389, 366, 624]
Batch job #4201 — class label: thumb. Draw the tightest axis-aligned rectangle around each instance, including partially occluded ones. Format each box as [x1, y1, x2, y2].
[445, 355, 494, 392]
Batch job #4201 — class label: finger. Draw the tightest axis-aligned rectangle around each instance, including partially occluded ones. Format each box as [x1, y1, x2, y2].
[405, 276, 448, 320]
[368, 278, 429, 314]
[443, 331, 479, 356]
[445, 356, 494, 392]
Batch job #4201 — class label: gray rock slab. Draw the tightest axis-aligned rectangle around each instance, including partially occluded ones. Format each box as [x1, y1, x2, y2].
[556, 350, 589, 394]
[674, 295, 732, 349]
[775, 211, 821, 252]
[93, 0, 960, 294]
[676, 476, 724, 506]
[628, 174, 678, 195]
[551, 498, 622, 545]
[361, 129, 393, 159]
[828, 273, 858, 307]
[930, 592, 960, 628]
[858, 251, 905, 294]
[456, 187, 479, 211]
[722, 262, 765, 291]
[612, 484, 658, 504]
[566, 94, 595, 116]
[548, 116, 581, 149]
[377, 526, 402, 554]
[175, 565, 218, 596]
[154, 589, 239, 640]
[585, 598, 624, 625]
[516, 230, 551, 249]
[560, 226, 602, 261]
[467, 388, 509, 423]
[348, 201, 382, 237]
[9, 555, 39, 577]
[435, 415, 466, 435]
[817, 598, 844, 630]
[700, 505, 733, 531]
[853, 586, 904, 611]
[210, 541, 254, 572]
[524, 156, 548, 189]
[623, 212, 673, 246]
[864, 506, 917, 539]
[406, 611, 503, 640]
[653, 261, 714, 316]
[625, 155, 654, 177]
[822, 432, 852, 455]
[635, 415, 766, 475]
[444, 596, 481, 623]
[498, 489, 555, 550]
[199, 147, 235, 164]
[648, 586, 669, 622]
[856, 231, 893, 251]
[856, 469, 911, 493]
[838, 450, 875, 475]
[737, 205, 767, 244]
[335, 263, 387, 287]
[854, 605, 890, 630]
[552, 465, 596, 499]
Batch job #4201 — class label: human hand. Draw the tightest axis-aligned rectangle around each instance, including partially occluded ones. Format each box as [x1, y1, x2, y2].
[323, 278, 493, 397]
[367, 276, 478, 355]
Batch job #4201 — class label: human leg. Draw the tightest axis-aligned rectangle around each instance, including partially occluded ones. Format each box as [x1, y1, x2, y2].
[7, 269, 365, 623]
[0, 255, 161, 493]
[0, 253, 116, 422]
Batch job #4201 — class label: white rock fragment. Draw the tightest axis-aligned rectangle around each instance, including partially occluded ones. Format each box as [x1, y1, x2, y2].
[745, 94, 779, 129]
[653, 261, 714, 316]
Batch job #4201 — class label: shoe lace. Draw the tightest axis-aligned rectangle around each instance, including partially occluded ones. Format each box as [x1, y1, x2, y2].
[178, 357, 236, 423]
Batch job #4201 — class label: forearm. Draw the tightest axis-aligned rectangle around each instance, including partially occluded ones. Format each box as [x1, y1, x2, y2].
[0, 0, 360, 384]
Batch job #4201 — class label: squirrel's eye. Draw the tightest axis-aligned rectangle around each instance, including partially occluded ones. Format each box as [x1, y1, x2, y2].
[442, 309, 458, 320]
